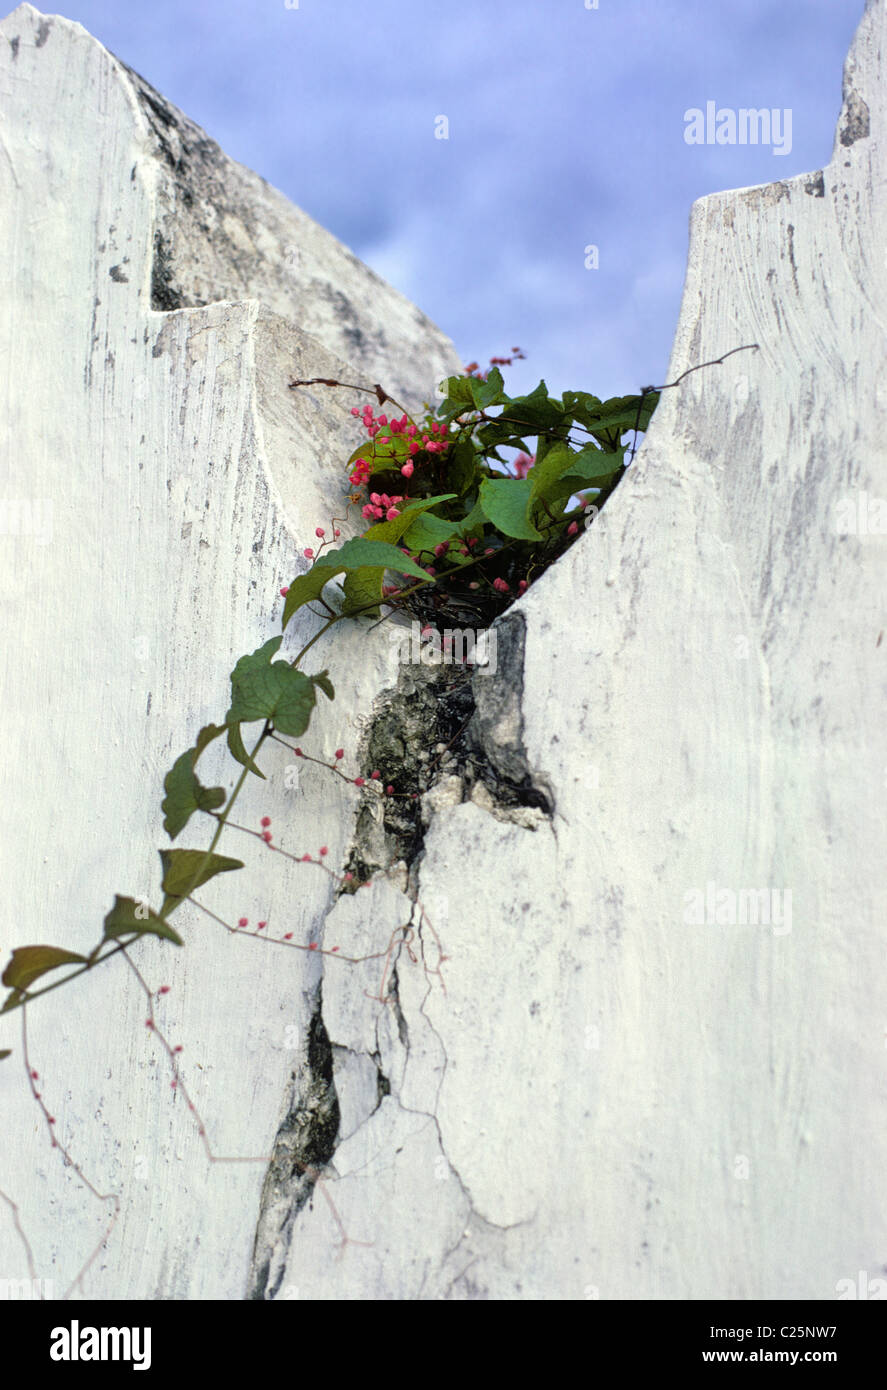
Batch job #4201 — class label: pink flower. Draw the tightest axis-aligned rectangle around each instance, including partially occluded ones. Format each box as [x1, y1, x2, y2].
[513, 453, 536, 479]
[401, 461, 414, 478]
[334, 748, 344, 760]
[518, 579, 529, 594]
[493, 578, 509, 594]
[315, 527, 325, 538]
[261, 816, 271, 827]
[280, 586, 289, 597]
[303, 547, 314, 559]
[567, 521, 579, 536]
[386, 507, 400, 521]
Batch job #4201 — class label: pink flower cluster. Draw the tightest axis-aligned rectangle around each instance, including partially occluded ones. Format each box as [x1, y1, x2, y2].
[513, 452, 535, 479]
[362, 491, 404, 522]
[348, 405, 451, 491]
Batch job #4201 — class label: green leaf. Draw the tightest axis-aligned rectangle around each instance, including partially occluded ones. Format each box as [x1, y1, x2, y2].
[584, 393, 659, 442]
[476, 383, 567, 452]
[0, 1049, 11, 1061]
[193, 723, 228, 759]
[162, 732, 227, 840]
[227, 720, 265, 779]
[282, 567, 338, 629]
[102, 895, 185, 946]
[306, 537, 430, 583]
[564, 447, 625, 484]
[159, 850, 244, 900]
[444, 437, 478, 496]
[457, 499, 488, 535]
[436, 374, 481, 421]
[560, 389, 603, 430]
[229, 663, 317, 738]
[230, 635, 283, 684]
[400, 512, 462, 554]
[312, 670, 334, 701]
[225, 636, 318, 739]
[342, 567, 387, 616]
[527, 442, 579, 500]
[1, 945, 88, 992]
[529, 441, 620, 500]
[478, 477, 542, 541]
[468, 366, 508, 410]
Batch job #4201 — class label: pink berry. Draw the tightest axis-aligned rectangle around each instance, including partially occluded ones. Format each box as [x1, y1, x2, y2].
[401, 461, 414, 478]
[304, 547, 314, 559]
[284, 932, 293, 940]
[371, 770, 381, 780]
[280, 586, 289, 597]
[567, 521, 579, 536]
[320, 846, 328, 856]
[261, 816, 271, 827]
[315, 527, 325, 538]
[354, 777, 365, 787]
[238, 917, 248, 927]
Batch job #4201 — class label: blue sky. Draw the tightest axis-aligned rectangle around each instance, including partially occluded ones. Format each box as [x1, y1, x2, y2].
[46, 0, 863, 401]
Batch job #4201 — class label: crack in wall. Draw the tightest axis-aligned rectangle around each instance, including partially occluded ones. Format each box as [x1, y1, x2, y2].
[344, 611, 553, 891]
[247, 994, 339, 1301]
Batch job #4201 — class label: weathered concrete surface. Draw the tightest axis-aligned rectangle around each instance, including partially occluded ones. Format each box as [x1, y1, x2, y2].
[2, 0, 884, 1304]
[0, 3, 457, 1300]
[271, 0, 887, 1299]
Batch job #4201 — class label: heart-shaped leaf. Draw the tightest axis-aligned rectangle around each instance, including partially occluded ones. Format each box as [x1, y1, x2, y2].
[102, 896, 185, 945]
[479, 477, 542, 541]
[162, 728, 228, 840]
[159, 850, 244, 900]
[2, 945, 88, 992]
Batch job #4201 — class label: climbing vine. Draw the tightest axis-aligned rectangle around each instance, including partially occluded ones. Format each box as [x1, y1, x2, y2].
[0, 342, 756, 1291]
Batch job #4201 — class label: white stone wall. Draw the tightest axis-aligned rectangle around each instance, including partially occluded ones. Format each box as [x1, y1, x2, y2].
[1, 0, 884, 1302]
